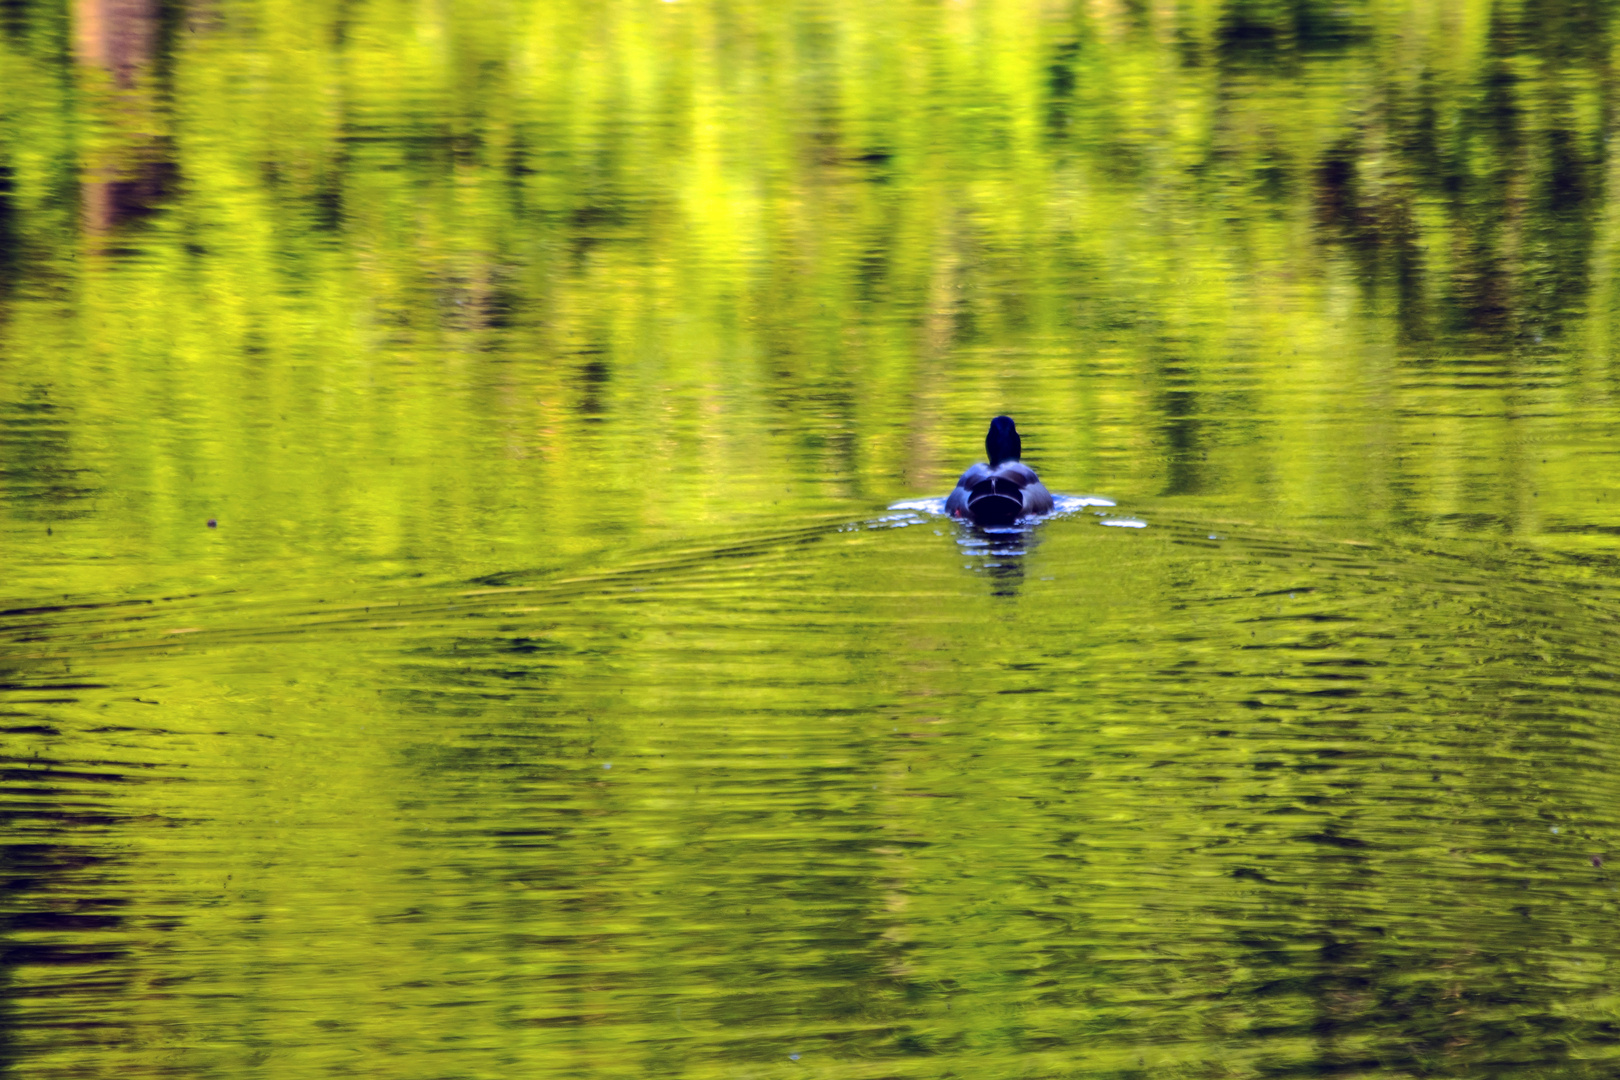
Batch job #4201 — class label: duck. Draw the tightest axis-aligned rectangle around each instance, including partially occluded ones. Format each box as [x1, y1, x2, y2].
[945, 416, 1054, 526]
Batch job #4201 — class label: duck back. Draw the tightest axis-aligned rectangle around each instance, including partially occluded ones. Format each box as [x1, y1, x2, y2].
[946, 461, 1053, 525]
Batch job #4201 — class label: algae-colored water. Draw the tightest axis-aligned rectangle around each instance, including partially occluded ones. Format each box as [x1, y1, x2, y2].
[6, 1, 1620, 1077]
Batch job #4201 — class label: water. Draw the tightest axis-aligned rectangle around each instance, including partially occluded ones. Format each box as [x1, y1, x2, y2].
[6, 0, 1620, 1076]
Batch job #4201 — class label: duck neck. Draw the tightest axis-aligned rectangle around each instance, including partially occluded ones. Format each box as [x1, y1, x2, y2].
[986, 420, 1021, 466]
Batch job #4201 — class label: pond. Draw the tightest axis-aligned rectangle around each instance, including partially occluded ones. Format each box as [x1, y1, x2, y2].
[5, 0, 1620, 1076]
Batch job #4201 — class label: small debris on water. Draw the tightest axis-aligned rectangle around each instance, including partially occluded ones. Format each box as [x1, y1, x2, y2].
[789, 1053, 801, 1062]
[1551, 826, 1560, 835]
[207, 518, 217, 528]
[603, 762, 612, 770]
[1592, 855, 1604, 867]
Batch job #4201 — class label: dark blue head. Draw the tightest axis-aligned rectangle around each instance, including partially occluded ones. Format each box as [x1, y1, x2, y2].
[985, 415, 1022, 466]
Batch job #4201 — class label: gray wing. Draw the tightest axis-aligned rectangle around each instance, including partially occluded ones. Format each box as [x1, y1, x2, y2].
[1021, 481, 1053, 516]
[946, 463, 991, 517]
[992, 462, 1053, 516]
[955, 463, 992, 487]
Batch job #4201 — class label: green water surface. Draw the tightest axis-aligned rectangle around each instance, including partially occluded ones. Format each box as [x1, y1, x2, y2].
[6, 0, 1620, 1077]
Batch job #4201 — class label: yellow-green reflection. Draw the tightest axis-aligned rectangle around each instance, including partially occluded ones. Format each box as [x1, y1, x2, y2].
[5, 0, 1620, 1077]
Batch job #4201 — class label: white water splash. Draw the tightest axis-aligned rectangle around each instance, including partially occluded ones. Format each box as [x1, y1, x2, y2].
[837, 511, 931, 533]
[887, 493, 1116, 519]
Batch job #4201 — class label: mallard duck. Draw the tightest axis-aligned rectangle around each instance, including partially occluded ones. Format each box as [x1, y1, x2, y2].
[944, 416, 1053, 526]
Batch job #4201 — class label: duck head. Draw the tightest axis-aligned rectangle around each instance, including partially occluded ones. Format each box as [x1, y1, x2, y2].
[985, 415, 1022, 466]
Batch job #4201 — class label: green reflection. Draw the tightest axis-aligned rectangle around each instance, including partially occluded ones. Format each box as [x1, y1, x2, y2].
[3, 0, 1619, 582]
[4, 0, 1620, 1077]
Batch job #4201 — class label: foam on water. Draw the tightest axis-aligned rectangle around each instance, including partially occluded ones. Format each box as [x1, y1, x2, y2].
[887, 493, 1121, 521]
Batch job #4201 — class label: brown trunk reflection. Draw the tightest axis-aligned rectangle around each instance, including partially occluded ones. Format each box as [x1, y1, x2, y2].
[75, 0, 171, 241]
[74, 0, 155, 86]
